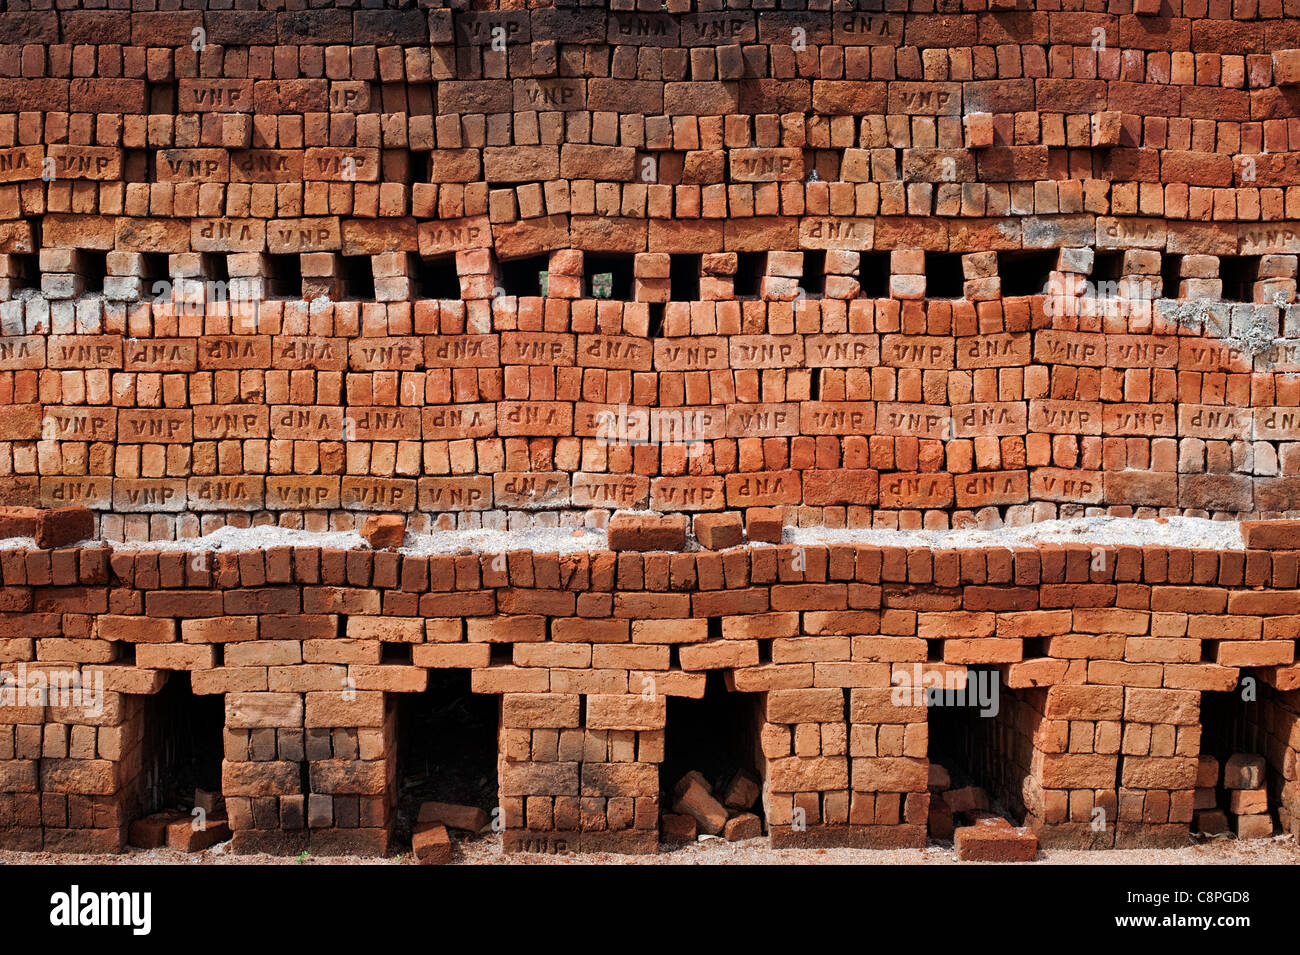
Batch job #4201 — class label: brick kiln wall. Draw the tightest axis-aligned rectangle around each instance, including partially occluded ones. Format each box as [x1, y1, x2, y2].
[0, 1, 1299, 535]
[3, 0, 1300, 856]
[1, 533, 1299, 854]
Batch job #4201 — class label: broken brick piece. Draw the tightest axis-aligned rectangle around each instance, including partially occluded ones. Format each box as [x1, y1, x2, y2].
[1223, 753, 1266, 790]
[412, 821, 452, 864]
[694, 512, 743, 550]
[745, 507, 784, 544]
[166, 813, 232, 852]
[1235, 814, 1274, 840]
[1194, 809, 1229, 835]
[35, 506, 94, 549]
[721, 769, 761, 811]
[954, 823, 1038, 862]
[944, 785, 989, 815]
[361, 514, 406, 549]
[129, 811, 187, 849]
[417, 800, 491, 833]
[929, 802, 955, 841]
[607, 512, 687, 552]
[660, 813, 697, 844]
[195, 788, 225, 815]
[723, 812, 763, 842]
[671, 777, 728, 836]
[1228, 788, 1268, 815]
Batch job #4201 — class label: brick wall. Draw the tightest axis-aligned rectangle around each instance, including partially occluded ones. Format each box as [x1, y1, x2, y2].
[0, 1, 1299, 538]
[4, 0, 1300, 856]
[2, 533, 1299, 853]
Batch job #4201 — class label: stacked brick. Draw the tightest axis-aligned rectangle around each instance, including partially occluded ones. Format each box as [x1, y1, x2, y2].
[2, 2, 1300, 538]
[0, 529, 1298, 854]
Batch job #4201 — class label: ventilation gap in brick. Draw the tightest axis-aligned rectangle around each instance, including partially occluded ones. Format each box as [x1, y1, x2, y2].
[1161, 252, 1184, 299]
[809, 369, 821, 400]
[127, 672, 227, 850]
[81, 249, 107, 295]
[1219, 256, 1259, 304]
[800, 249, 825, 297]
[203, 252, 230, 284]
[2, 252, 37, 295]
[584, 252, 634, 300]
[497, 253, 549, 298]
[923, 251, 964, 299]
[1092, 250, 1124, 283]
[1197, 678, 1281, 840]
[416, 254, 461, 300]
[661, 670, 765, 845]
[997, 249, 1057, 297]
[733, 251, 765, 298]
[925, 666, 1025, 842]
[341, 255, 376, 301]
[395, 670, 500, 851]
[266, 253, 302, 299]
[669, 253, 700, 301]
[647, 301, 665, 338]
[381, 642, 413, 664]
[141, 251, 170, 285]
[859, 251, 890, 298]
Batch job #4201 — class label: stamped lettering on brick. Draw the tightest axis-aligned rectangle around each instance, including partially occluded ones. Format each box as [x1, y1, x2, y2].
[799, 217, 876, 250]
[267, 217, 342, 254]
[800, 402, 876, 435]
[156, 149, 230, 182]
[267, 477, 340, 510]
[0, 336, 46, 369]
[124, 339, 196, 372]
[494, 471, 570, 508]
[178, 79, 254, 113]
[0, 146, 44, 183]
[119, 410, 192, 444]
[193, 405, 270, 440]
[650, 476, 724, 511]
[727, 403, 800, 437]
[514, 79, 585, 112]
[43, 406, 116, 441]
[231, 150, 304, 183]
[47, 145, 121, 181]
[951, 402, 1026, 439]
[422, 404, 496, 440]
[40, 476, 112, 509]
[730, 148, 803, 183]
[188, 477, 265, 511]
[418, 476, 493, 511]
[342, 477, 417, 512]
[112, 479, 186, 512]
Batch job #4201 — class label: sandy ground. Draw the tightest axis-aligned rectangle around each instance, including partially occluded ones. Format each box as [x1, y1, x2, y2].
[2, 832, 1295, 866]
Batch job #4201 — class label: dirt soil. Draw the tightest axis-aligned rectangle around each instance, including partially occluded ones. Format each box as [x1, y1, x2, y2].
[3, 833, 1295, 866]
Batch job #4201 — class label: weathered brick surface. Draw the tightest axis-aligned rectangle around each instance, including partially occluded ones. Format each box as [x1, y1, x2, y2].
[0, 536, 1296, 853]
[0, 2, 1297, 542]
[3, 0, 1300, 859]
